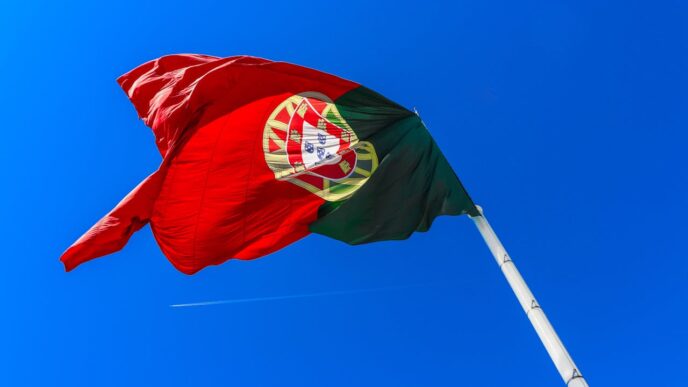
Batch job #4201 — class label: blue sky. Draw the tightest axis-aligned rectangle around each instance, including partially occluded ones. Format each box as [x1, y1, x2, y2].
[2, 1, 686, 386]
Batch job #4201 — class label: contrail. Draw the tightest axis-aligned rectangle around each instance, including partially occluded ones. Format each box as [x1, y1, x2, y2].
[170, 283, 427, 308]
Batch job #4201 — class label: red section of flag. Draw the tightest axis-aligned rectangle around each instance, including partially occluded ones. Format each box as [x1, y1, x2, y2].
[61, 54, 358, 274]
[61, 171, 163, 271]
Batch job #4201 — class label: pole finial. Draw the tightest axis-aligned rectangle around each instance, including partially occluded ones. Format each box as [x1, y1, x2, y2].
[470, 205, 484, 217]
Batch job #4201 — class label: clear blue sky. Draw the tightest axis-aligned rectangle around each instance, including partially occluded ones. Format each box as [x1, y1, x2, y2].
[2, 1, 686, 386]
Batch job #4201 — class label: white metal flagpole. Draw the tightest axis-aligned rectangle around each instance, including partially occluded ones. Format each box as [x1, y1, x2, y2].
[470, 206, 589, 387]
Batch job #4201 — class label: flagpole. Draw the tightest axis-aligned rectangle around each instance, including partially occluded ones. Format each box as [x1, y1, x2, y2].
[470, 206, 589, 387]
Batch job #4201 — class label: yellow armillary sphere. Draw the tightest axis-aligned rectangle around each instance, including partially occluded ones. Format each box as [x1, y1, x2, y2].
[262, 92, 378, 201]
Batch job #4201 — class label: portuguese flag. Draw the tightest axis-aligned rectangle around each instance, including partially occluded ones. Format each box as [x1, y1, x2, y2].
[61, 54, 478, 274]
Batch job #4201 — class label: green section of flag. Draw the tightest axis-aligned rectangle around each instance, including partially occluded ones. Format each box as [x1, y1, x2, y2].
[309, 86, 478, 244]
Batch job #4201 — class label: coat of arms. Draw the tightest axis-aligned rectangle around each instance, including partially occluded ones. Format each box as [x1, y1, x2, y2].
[263, 92, 378, 201]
